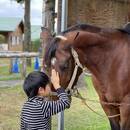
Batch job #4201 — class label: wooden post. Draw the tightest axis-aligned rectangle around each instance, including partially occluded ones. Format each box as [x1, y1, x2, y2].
[21, 58, 27, 77]
[9, 58, 14, 74]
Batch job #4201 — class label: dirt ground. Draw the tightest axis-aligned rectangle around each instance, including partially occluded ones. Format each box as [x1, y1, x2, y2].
[0, 80, 23, 88]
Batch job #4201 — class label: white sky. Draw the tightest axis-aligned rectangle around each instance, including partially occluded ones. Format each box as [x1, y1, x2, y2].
[0, 0, 43, 25]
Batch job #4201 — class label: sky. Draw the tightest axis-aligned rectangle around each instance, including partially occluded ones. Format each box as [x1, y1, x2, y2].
[0, 0, 43, 25]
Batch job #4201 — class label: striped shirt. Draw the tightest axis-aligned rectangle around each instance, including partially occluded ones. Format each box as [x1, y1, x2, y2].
[20, 88, 70, 130]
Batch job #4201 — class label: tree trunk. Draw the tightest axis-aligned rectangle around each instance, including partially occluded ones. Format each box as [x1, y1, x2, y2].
[24, 0, 31, 66]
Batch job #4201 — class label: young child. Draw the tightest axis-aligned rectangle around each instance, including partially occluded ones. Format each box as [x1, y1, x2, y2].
[20, 69, 70, 130]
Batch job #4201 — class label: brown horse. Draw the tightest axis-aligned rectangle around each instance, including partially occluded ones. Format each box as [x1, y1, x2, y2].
[43, 23, 130, 130]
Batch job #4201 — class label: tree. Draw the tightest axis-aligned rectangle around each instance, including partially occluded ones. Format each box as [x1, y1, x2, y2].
[16, 0, 31, 66]
[16, 0, 31, 51]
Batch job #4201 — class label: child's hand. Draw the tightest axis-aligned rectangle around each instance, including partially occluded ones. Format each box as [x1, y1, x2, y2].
[51, 69, 60, 89]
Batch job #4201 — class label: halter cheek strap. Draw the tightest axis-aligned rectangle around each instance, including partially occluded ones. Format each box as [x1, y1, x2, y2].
[67, 48, 85, 91]
[71, 48, 84, 69]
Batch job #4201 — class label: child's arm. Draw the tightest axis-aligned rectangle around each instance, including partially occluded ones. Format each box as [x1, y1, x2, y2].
[41, 87, 70, 117]
[41, 69, 71, 117]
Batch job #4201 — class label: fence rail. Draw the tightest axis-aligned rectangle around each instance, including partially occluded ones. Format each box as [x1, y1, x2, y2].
[0, 51, 40, 77]
[0, 52, 39, 58]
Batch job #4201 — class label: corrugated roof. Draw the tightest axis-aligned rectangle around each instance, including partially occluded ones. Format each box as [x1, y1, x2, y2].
[31, 25, 41, 41]
[0, 17, 23, 32]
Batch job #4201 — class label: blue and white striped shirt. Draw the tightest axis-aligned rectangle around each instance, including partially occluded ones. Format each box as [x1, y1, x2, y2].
[20, 88, 70, 130]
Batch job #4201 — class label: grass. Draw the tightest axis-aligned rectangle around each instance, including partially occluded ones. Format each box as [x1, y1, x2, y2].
[0, 86, 26, 130]
[0, 76, 111, 130]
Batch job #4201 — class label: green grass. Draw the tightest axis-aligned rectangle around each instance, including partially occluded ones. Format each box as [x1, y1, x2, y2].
[0, 86, 26, 130]
[0, 77, 111, 130]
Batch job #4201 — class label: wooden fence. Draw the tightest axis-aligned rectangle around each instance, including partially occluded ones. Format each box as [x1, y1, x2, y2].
[0, 51, 39, 77]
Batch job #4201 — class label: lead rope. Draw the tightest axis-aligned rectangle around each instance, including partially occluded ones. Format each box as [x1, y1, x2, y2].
[72, 88, 120, 119]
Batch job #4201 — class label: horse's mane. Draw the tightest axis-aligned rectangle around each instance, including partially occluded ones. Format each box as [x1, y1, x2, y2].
[44, 38, 59, 66]
[117, 23, 130, 35]
[62, 23, 101, 34]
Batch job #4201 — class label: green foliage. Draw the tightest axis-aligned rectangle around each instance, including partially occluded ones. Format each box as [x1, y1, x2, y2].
[0, 35, 5, 43]
[31, 38, 41, 52]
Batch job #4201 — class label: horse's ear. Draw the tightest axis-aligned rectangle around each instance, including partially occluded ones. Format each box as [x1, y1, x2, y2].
[55, 35, 67, 41]
[74, 32, 80, 41]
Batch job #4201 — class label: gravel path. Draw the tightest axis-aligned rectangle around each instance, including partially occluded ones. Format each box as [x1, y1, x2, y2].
[0, 80, 23, 88]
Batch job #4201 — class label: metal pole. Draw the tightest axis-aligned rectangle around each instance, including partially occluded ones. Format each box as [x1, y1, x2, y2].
[61, 0, 68, 31]
[57, 0, 68, 130]
[58, 111, 64, 130]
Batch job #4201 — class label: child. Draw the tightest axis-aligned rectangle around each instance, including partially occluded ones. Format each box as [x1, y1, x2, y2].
[20, 69, 70, 130]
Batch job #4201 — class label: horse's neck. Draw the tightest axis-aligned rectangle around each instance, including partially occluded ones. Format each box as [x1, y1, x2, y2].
[74, 32, 116, 79]
[82, 44, 111, 77]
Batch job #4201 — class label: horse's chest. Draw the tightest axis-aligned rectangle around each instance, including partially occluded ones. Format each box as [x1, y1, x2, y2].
[92, 76, 122, 102]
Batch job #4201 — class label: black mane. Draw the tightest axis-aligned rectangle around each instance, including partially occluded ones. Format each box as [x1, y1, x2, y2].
[62, 23, 101, 34]
[118, 23, 130, 35]
[44, 38, 59, 66]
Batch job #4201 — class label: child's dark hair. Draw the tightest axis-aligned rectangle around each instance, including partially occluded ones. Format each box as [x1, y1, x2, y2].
[23, 71, 49, 98]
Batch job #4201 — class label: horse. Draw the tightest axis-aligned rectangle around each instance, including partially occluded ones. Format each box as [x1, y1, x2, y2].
[43, 23, 130, 130]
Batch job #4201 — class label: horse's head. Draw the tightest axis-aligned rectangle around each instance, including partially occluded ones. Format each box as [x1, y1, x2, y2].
[43, 31, 83, 92]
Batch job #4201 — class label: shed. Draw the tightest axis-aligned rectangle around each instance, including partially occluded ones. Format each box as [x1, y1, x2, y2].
[0, 17, 24, 51]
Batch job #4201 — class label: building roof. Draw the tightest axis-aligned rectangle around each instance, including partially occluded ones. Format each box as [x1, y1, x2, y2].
[31, 25, 41, 41]
[0, 17, 23, 32]
[0, 17, 41, 41]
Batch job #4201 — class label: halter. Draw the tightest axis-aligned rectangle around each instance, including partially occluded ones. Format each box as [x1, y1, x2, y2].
[66, 48, 85, 92]
[49, 48, 85, 96]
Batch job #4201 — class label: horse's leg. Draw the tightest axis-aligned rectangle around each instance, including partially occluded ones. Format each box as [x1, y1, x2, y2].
[120, 96, 130, 130]
[101, 103, 120, 130]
